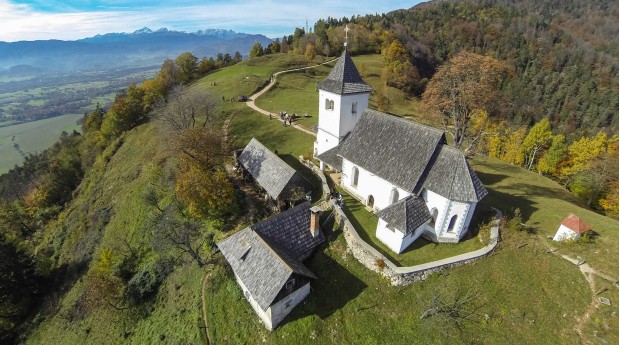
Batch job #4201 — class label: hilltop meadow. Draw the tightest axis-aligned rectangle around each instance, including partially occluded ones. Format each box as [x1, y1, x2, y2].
[0, 51, 611, 344]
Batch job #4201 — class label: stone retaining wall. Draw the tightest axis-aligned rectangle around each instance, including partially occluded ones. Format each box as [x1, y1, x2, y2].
[304, 157, 502, 286]
[333, 199, 502, 286]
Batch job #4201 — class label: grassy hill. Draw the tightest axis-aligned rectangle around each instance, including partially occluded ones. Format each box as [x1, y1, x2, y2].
[23, 53, 618, 345]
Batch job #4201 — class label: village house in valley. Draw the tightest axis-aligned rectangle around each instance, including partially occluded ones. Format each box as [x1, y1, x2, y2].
[315, 49, 488, 254]
[217, 202, 324, 330]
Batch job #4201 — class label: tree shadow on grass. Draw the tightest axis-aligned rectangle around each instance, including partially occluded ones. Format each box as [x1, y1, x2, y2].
[475, 170, 508, 186]
[481, 187, 538, 223]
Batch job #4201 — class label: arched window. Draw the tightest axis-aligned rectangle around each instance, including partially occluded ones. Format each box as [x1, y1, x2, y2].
[329, 100, 334, 110]
[447, 215, 458, 232]
[430, 208, 438, 227]
[351, 101, 358, 115]
[324, 98, 330, 110]
[351, 166, 359, 188]
[368, 195, 375, 208]
[389, 188, 399, 205]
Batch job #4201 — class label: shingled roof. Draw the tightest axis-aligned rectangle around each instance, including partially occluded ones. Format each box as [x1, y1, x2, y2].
[420, 145, 488, 202]
[217, 229, 316, 311]
[251, 201, 325, 259]
[336, 109, 446, 192]
[376, 195, 432, 235]
[238, 138, 310, 200]
[561, 213, 592, 234]
[317, 50, 372, 95]
[316, 146, 342, 171]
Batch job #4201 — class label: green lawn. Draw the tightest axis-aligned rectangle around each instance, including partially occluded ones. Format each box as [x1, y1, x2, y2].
[472, 155, 619, 277]
[0, 113, 83, 173]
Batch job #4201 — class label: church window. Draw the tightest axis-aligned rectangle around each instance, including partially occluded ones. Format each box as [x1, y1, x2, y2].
[389, 188, 399, 205]
[351, 101, 357, 115]
[325, 98, 330, 110]
[447, 215, 458, 232]
[351, 166, 359, 188]
[368, 195, 375, 208]
[329, 100, 334, 110]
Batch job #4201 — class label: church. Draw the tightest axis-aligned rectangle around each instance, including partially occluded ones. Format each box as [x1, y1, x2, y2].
[314, 48, 488, 254]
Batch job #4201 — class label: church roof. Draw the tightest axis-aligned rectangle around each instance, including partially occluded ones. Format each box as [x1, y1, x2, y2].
[316, 145, 342, 171]
[376, 195, 431, 235]
[238, 138, 310, 200]
[250, 201, 325, 259]
[420, 145, 488, 202]
[317, 50, 372, 95]
[337, 109, 446, 192]
[561, 213, 592, 234]
[217, 228, 316, 311]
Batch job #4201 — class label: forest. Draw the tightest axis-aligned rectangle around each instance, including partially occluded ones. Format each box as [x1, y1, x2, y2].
[247, 0, 617, 215]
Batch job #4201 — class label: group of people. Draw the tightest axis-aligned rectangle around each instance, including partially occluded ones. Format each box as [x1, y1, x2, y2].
[268, 111, 297, 127]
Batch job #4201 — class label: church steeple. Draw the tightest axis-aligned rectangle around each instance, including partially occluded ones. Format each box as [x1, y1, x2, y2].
[316, 50, 372, 95]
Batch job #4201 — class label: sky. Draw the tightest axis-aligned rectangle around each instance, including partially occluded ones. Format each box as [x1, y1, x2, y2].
[0, 0, 425, 42]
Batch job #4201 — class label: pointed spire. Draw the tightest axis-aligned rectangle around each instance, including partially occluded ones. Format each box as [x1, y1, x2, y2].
[316, 50, 372, 95]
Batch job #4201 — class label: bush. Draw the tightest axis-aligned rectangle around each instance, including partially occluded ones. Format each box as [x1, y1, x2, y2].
[126, 257, 174, 304]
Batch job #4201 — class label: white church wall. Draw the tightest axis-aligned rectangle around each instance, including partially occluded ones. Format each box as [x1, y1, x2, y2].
[553, 225, 580, 241]
[376, 218, 425, 254]
[315, 128, 341, 156]
[337, 93, 369, 137]
[423, 189, 477, 243]
[341, 159, 409, 211]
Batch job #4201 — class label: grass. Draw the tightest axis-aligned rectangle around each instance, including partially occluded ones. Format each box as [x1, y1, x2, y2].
[206, 217, 595, 344]
[0, 113, 82, 173]
[471, 155, 619, 277]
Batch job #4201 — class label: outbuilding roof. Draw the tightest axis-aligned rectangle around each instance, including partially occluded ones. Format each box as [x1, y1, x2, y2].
[217, 228, 316, 311]
[317, 50, 372, 95]
[251, 201, 325, 259]
[238, 138, 310, 200]
[376, 195, 432, 235]
[561, 213, 592, 234]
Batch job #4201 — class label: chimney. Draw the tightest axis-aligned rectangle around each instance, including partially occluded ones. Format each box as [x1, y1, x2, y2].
[310, 206, 321, 238]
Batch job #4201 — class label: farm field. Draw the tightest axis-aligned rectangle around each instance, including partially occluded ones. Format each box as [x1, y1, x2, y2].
[0, 113, 83, 173]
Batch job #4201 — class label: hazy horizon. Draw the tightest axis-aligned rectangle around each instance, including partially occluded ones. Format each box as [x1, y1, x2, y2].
[1, 0, 425, 42]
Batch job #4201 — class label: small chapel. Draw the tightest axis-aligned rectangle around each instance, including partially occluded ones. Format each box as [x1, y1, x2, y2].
[314, 37, 488, 254]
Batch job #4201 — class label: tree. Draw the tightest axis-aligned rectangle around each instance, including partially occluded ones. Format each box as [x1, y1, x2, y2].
[560, 131, 608, 186]
[501, 127, 527, 165]
[232, 51, 243, 63]
[519, 118, 553, 170]
[197, 57, 215, 76]
[268, 39, 281, 54]
[175, 52, 198, 84]
[158, 59, 180, 89]
[423, 52, 508, 149]
[159, 87, 220, 131]
[305, 43, 316, 62]
[536, 134, 568, 175]
[249, 42, 264, 58]
[168, 127, 227, 170]
[280, 35, 290, 53]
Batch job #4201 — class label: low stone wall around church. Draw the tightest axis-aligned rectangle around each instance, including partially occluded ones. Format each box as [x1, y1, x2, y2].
[332, 199, 502, 286]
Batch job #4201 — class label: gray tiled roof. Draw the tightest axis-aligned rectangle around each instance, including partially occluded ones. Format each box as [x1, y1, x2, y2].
[217, 228, 316, 311]
[316, 146, 342, 171]
[251, 201, 325, 259]
[421, 145, 488, 202]
[376, 195, 431, 235]
[317, 51, 372, 95]
[337, 109, 446, 192]
[238, 138, 310, 200]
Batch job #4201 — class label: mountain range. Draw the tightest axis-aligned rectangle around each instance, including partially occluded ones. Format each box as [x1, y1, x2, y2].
[0, 28, 273, 73]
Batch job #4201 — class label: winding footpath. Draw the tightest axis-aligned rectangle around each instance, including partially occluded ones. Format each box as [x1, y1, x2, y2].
[244, 58, 338, 136]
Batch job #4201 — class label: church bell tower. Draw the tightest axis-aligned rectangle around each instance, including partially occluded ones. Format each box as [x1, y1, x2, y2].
[314, 25, 372, 159]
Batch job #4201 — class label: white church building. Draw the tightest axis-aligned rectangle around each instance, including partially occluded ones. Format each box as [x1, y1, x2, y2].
[314, 50, 488, 254]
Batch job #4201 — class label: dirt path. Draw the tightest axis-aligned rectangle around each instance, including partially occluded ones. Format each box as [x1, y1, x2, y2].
[244, 58, 338, 137]
[201, 265, 215, 345]
[555, 253, 617, 341]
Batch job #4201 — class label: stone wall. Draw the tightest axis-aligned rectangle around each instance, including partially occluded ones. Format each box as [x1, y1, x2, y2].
[332, 199, 502, 286]
[304, 156, 502, 286]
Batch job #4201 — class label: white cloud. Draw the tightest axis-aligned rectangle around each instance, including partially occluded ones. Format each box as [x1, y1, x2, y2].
[0, 0, 418, 42]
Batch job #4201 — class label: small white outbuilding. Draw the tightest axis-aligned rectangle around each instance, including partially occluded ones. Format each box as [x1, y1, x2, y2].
[553, 213, 592, 241]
